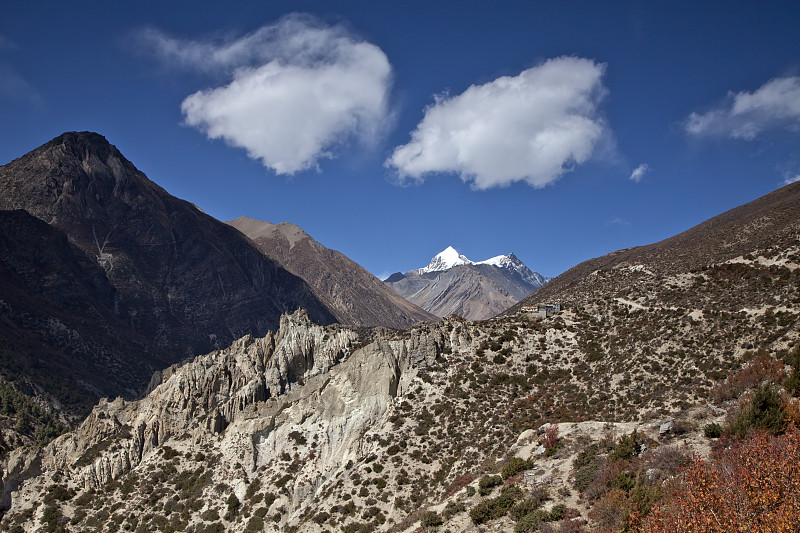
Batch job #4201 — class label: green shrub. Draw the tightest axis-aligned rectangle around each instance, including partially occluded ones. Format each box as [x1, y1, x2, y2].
[729, 384, 786, 437]
[510, 499, 541, 521]
[784, 347, 800, 395]
[469, 499, 499, 524]
[502, 457, 534, 480]
[161, 446, 179, 460]
[200, 508, 219, 522]
[478, 475, 503, 495]
[245, 478, 261, 499]
[288, 430, 306, 445]
[573, 461, 602, 493]
[443, 500, 466, 519]
[469, 485, 522, 524]
[245, 516, 264, 532]
[609, 430, 640, 461]
[704, 422, 723, 439]
[225, 494, 240, 520]
[46, 484, 75, 502]
[421, 510, 443, 528]
[514, 510, 549, 532]
[548, 503, 566, 521]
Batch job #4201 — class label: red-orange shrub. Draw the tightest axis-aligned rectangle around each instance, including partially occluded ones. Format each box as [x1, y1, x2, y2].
[640, 424, 800, 532]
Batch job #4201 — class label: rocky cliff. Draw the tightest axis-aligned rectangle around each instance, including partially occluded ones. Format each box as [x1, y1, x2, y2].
[2, 309, 460, 528]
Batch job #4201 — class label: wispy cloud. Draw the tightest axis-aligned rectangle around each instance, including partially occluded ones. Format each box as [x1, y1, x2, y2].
[686, 76, 800, 140]
[783, 173, 800, 185]
[629, 163, 650, 182]
[386, 56, 610, 190]
[607, 217, 630, 227]
[135, 15, 393, 175]
[0, 35, 41, 105]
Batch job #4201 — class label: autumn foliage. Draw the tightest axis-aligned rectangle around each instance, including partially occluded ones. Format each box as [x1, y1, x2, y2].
[640, 424, 800, 532]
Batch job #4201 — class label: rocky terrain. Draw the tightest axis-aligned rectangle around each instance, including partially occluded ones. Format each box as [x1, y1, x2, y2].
[0, 132, 336, 420]
[1, 180, 798, 532]
[386, 247, 549, 320]
[228, 217, 435, 329]
[518, 179, 800, 310]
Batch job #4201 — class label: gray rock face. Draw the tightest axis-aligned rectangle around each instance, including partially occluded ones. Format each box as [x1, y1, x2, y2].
[4, 309, 451, 522]
[228, 216, 435, 329]
[0, 132, 336, 416]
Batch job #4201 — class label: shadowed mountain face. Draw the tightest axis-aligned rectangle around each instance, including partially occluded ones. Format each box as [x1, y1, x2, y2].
[0, 132, 335, 416]
[228, 216, 435, 329]
[517, 180, 800, 310]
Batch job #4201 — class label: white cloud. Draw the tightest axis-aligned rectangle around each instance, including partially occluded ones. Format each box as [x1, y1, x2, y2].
[629, 163, 650, 182]
[137, 15, 392, 175]
[386, 56, 609, 189]
[784, 174, 800, 185]
[686, 76, 800, 140]
[607, 217, 630, 227]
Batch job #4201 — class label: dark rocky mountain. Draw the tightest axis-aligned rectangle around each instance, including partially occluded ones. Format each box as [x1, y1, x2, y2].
[0, 209, 154, 416]
[227, 216, 435, 329]
[0, 132, 335, 417]
[385, 246, 549, 320]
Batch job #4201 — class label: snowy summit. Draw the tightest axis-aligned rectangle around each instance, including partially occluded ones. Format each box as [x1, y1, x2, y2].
[413, 247, 551, 286]
[416, 246, 472, 274]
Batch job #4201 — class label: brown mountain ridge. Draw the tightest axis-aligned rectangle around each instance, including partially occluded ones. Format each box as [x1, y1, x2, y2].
[227, 216, 435, 329]
[516, 179, 800, 310]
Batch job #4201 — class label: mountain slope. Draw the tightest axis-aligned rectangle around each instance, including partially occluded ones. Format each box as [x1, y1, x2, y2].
[2, 182, 800, 532]
[518, 180, 800, 309]
[0, 132, 335, 416]
[386, 247, 549, 320]
[228, 216, 435, 328]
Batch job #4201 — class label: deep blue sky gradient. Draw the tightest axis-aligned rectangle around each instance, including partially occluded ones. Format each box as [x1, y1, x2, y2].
[1, 1, 798, 278]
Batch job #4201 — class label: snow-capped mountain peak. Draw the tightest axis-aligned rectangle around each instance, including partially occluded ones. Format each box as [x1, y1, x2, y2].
[476, 253, 514, 268]
[417, 246, 472, 274]
[389, 247, 551, 320]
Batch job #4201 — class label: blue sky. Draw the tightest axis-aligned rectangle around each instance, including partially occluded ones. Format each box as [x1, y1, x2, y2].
[1, 1, 798, 279]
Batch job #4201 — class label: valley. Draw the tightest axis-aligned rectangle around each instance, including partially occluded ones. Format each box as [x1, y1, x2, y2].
[0, 134, 798, 532]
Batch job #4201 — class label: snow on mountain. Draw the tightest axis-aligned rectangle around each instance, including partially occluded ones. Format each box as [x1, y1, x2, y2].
[388, 246, 550, 320]
[417, 247, 550, 285]
[478, 252, 552, 287]
[416, 246, 473, 274]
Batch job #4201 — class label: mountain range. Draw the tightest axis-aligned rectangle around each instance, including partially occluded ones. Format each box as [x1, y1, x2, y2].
[0, 132, 799, 532]
[384, 246, 549, 320]
[0, 133, 429, 419]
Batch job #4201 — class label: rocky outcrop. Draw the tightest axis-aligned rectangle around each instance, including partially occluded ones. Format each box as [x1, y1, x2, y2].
[6, 309, 450, 514]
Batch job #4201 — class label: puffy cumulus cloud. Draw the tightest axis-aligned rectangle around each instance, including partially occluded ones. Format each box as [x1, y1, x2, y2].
[386, 56, 609, 190]
[629, 163, 650, 182]
[138, 15, 392, 174]
[686, 76, 800, 140]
